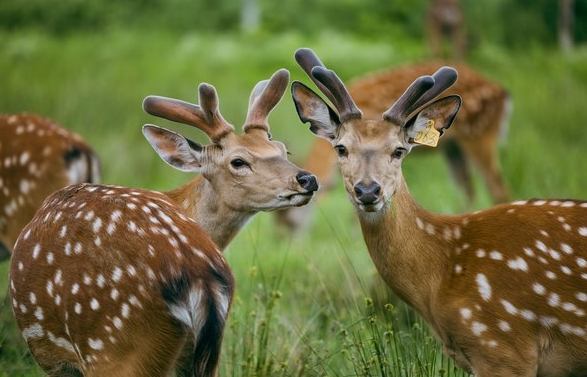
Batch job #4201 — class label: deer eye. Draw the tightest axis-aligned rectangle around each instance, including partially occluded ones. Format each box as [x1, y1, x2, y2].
[230, 158, 248, 169]
[392, 148, 406, 160]
[334, 145, 348, 157]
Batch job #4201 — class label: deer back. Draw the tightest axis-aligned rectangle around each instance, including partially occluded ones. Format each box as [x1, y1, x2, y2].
[0, 113, 100, 260]
[348, 61, 510, 141]
[10, 183, 234, 376]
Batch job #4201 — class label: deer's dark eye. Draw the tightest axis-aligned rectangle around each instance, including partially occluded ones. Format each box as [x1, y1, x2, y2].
[392, 148, 406, 159]
[334, 145, 348, 157]
[230, 158, 248, 168]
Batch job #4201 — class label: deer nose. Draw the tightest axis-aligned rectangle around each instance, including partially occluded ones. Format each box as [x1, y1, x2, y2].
[296, 171, 319, 192]
[354, 181, 381, 205]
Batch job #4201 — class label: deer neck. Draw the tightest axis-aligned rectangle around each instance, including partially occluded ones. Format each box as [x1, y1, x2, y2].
[357, 176, 452, 322]
[164, 176, 253, 251]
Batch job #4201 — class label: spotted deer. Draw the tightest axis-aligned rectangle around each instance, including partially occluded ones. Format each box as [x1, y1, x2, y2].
[0, 113, 100, 260]
[9, 68, 318, 377]
[291, 48, 587, 377]
[276, 59, 511, 233]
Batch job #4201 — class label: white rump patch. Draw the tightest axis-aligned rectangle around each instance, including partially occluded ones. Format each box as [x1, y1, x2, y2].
[168, 284, 207, 332]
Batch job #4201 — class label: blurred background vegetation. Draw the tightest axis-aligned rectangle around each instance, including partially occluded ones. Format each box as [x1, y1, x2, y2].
[1, 1, 587, 376]
[0, 0, 586, 48]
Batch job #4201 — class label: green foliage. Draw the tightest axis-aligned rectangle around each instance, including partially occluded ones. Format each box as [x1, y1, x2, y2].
[2, 0, 587, 48]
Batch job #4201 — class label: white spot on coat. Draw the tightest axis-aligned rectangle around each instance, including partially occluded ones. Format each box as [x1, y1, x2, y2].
[498, 320, 511, 332]
[471, 322, 488, 336]
[476, 274, 492, 301]
[88, 338, 104, 350]
[507, 257, 528, 272]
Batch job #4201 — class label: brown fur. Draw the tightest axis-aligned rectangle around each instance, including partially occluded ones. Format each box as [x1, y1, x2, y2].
[0, 113, 100, 260]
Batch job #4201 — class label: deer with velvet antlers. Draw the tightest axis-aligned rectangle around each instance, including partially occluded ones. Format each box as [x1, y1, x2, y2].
[291, 48, 587, 377]
[276, 60, 511, 233]
[9, 68, 318, 377]
[0, 114, 100, 261]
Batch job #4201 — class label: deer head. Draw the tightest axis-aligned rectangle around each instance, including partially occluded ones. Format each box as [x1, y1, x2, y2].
[143, 68, 318, 215]
[291, 48, 460, 214]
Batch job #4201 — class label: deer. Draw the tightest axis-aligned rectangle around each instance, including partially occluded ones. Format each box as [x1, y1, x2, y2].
[276, 59, 511, 233]
[9, 68, 318, 377]
[291, 48, 587, 377]
[427, 0, 466, 60]
[0, 113, 101, 261]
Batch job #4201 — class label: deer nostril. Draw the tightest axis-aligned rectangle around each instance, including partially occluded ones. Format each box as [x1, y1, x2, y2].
[354, 182, 381, 204]
[296, 171, 319, 192]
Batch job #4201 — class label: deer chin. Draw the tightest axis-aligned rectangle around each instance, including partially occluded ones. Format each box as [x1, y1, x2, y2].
[281, 191, 315, 207]
[352, 193, 393, 214]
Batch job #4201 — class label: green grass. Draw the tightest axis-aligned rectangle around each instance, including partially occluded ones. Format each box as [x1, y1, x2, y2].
[1, 28, 587, 376]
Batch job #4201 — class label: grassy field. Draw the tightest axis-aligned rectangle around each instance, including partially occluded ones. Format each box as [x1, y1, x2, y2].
[1, 29, 587, 376]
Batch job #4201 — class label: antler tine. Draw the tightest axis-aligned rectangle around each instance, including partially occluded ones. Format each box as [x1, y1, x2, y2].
[407, 66, 459, 114]
[143, 85, 234, 143]
[295, 48, 362, 122]
[382, 75, 436, 124]
[311, 66, 362, 122]
[383, 67, 458, 125]
[294, 48, 337, 105]
[244, 68, 290, 133]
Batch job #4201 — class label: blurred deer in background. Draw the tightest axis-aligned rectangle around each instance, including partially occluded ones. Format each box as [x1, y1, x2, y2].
[427, 0, 466, 60]
[292, 48, 587, 377]
[276, 60, 511, 233]
[9, 69, 318, 377]
[0, 114, 100, 261]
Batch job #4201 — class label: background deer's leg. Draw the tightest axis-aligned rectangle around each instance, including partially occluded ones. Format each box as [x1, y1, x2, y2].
[458, 136, 509, 204]
[443, 139, 475, 206]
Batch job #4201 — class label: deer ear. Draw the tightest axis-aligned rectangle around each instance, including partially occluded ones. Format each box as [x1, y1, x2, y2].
[291, 81, 340, 141]
[142, 125, 205, 172]
[404, 95, 461, 147]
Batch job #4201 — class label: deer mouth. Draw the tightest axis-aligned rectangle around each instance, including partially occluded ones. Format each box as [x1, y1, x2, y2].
[355, 199, 385, 213]
[283, 190, 315, 206]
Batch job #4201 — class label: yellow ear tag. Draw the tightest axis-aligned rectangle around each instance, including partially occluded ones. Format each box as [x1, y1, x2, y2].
[413, 119, 440, 147]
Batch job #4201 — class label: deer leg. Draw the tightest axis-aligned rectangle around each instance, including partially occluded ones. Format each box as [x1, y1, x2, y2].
[443, 139, 475, 205]
[459, 137, 509, 204]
